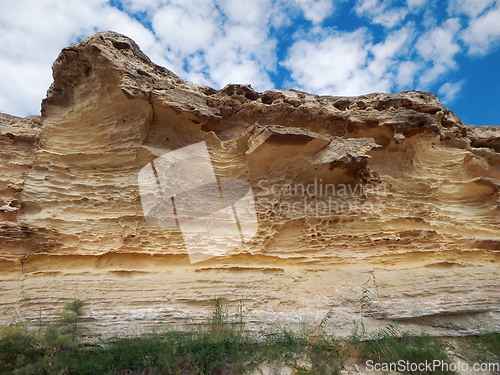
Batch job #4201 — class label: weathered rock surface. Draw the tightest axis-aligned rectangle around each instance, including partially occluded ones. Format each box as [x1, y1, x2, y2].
[1, 31, 499, 337]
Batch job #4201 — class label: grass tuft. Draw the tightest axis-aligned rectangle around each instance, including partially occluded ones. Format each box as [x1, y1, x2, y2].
[457, 331, 500, 365]
[358, 324, 454, 375]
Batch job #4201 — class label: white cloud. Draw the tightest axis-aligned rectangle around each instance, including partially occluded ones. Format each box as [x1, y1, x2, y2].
[152, 3, 220, 55]
[283, 24, 420, 96]
[438, 80, 465, 104]
[0, 0, 498, 119]
[0, 0, 291, 116]
[281, 15, 471, 99]
[407, 0, 428, 10]
[283, 29, 371, 95]
[148, 0, 279, 91]
[461, 3, 500, 54]
[202, 22, 277, 90]
[284, 26, 413, 95]
[0, 0, 160, 117]
[396, 61, 422, 88]
[447, 0, 496, 18]
[217, 0, 269, 25]
[0, 59, 51, 116]
[415, 18, 461, 86]
[363, 26, 414, 90]
[355, 0, 409, 28]
[369, 26, 413, 67]
[292, 0, 336, 24]
[210, 59, 272, 88]
[420, 9, 439, 29]
[120, 0, 160, 13]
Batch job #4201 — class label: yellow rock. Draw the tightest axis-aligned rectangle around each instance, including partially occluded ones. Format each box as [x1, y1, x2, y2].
[1, 32, 499, 337]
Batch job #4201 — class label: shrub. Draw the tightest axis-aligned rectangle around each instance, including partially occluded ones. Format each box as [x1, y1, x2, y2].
[0, 299, 85, 375]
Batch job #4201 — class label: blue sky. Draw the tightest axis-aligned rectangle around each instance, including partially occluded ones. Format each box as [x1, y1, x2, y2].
[0, 0, 499, 125]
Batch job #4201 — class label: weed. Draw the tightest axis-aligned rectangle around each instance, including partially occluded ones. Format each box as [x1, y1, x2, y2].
[307, 335, 346, 375]
[210, 297, 227, 334]
[3, 297, 495, 375]
[19, 296, 31, 303]
[359, 325, 454, 375]
[457, 332, 500, 365]
[0, 299, 86, 374]
[318, 307, 335, 335]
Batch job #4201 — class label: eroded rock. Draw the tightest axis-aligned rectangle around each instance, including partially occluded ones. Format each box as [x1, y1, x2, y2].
[1, 31, 499, 338]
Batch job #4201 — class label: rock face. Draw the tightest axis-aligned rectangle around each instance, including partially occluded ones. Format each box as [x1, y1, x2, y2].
[1, 31, 499, 337]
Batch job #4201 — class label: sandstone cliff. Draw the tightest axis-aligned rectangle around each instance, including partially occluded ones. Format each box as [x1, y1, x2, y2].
[1, 31, 499, 337]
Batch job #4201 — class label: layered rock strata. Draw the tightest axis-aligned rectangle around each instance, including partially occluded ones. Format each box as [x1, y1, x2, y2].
[1, 31, 499, 337]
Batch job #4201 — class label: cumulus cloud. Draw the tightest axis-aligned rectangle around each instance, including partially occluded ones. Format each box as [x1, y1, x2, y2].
[152, 3, 219, 55]
[355, 0, 409, 28]
[407, 0, 428, 10]
[0, 0, 498, 118]
[395, 61, 422, 88]
[461, 2, 500, 54]
[415, 18, 461, 86]
[283, 29, 371, 95]
[149, 0, 280, 90]
[283, 25, 414, 95]
[447, 0, 496, 18]
[292, 0, 336, 24]
[219, 0, 268, 25]
[202, 23, 277, 89]
[120, 0, 160, 13]
[438, 80, 465, 104]
[0, 0, 158, 117]
[0, 0, 283, 116]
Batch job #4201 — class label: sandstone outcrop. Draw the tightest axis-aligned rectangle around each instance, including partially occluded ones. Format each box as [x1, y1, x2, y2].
[1, 31, 499, 337]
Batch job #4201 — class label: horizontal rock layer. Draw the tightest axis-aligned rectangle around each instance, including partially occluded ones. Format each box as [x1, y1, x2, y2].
[1, 31, 499, 337]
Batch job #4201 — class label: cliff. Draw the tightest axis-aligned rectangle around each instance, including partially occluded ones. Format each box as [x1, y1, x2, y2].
[1, 31, 499, 337]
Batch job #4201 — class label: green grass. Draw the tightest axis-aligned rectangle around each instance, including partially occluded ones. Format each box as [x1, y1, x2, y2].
[0, 299, 347, 375]
[0, 299, 87, 375]
[355, 323, 454, 375]
[0, 300, 497, 375]
[456, 332, 500, 365]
